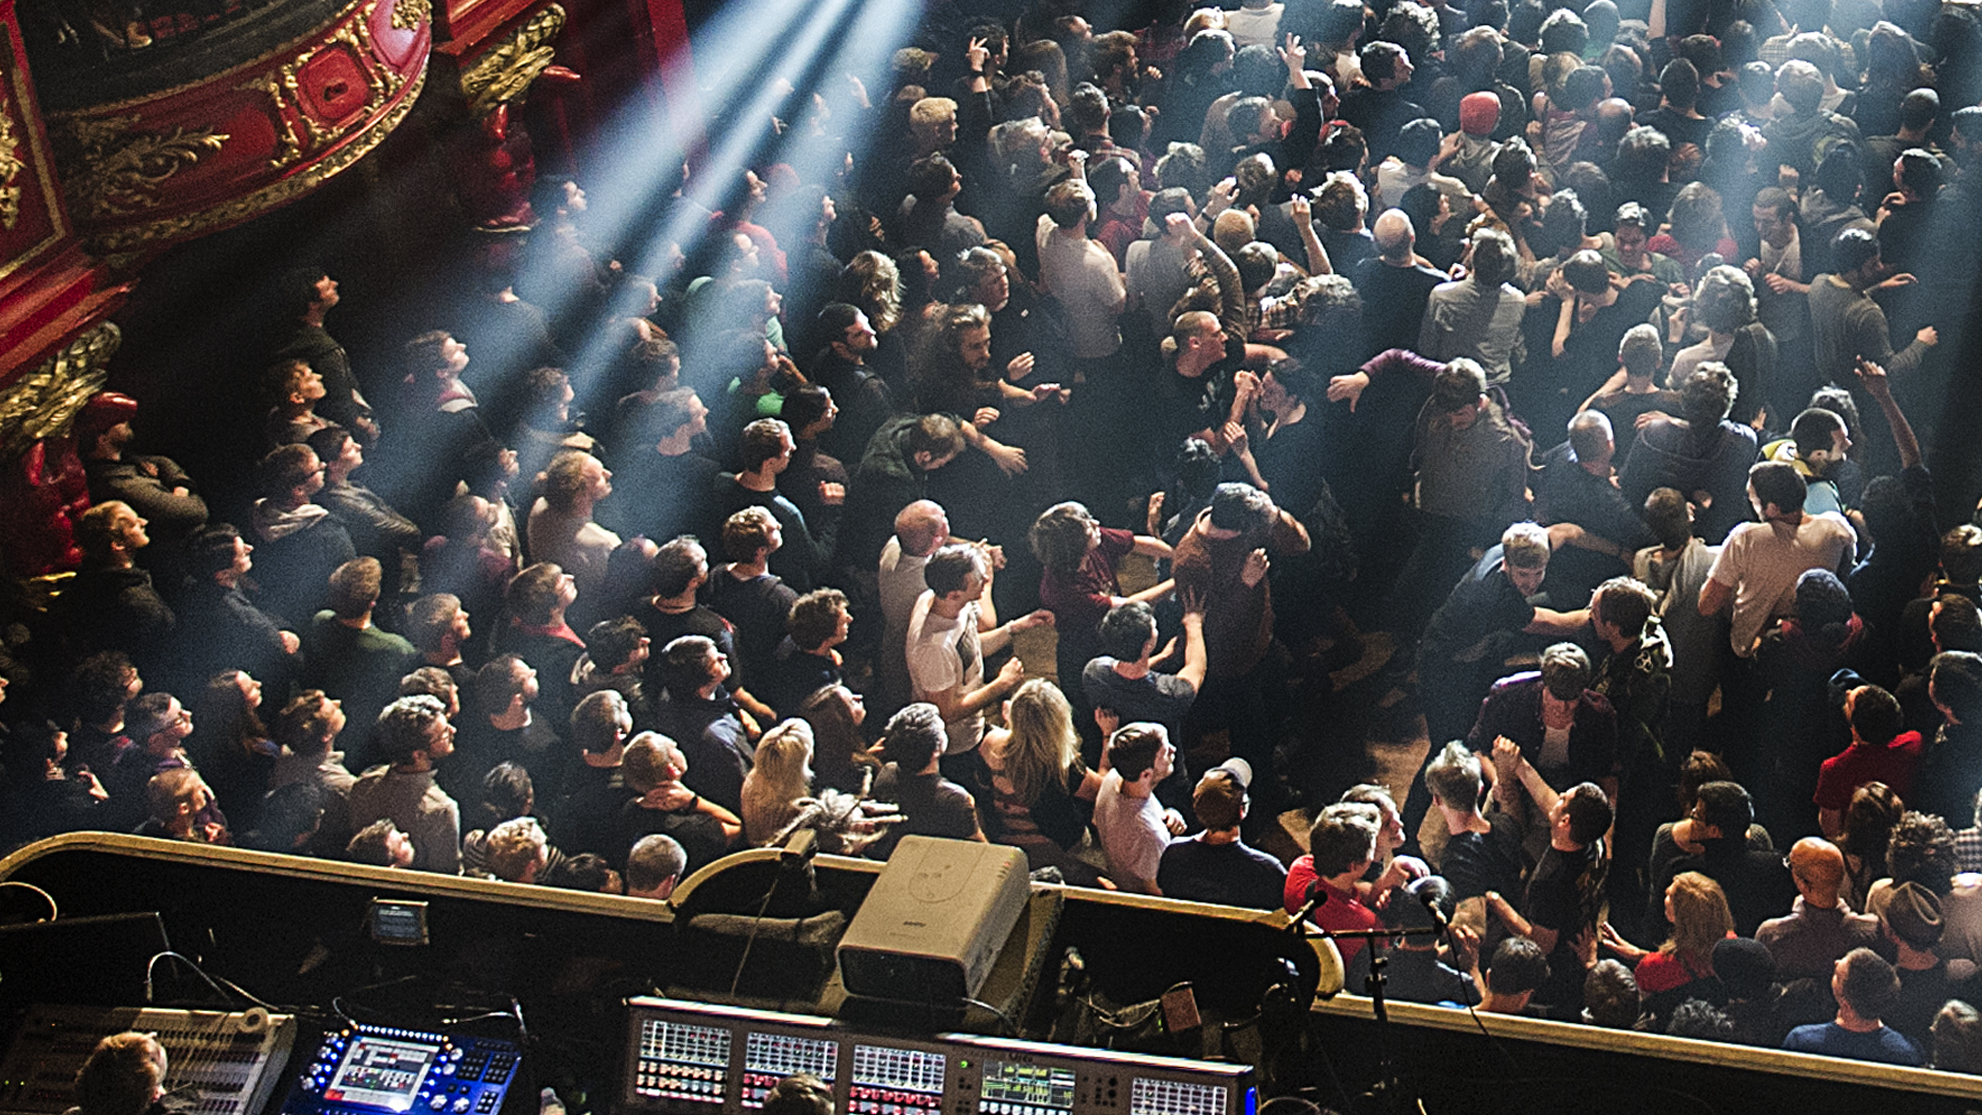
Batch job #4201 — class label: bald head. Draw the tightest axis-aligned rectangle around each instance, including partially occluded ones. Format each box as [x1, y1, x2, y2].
[894, 500, 950, 557]
[1788, 836, 1847, 903]
[1373, 209, 1415, 261]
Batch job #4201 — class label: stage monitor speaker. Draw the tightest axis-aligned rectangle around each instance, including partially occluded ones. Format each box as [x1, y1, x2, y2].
[836, 837, 1028, 1008]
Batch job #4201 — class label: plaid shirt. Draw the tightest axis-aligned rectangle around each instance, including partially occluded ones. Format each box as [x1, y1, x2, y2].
[1957, 826, 1982, 875]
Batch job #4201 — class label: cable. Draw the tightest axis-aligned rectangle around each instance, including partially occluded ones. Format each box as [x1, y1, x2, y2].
[728, 869, 784, 997]
[145, 951, 232, 1005]
[960, 997, 1015, 1036]
[1437, 919, 1519, 1077]
[0, 881, 57, 922]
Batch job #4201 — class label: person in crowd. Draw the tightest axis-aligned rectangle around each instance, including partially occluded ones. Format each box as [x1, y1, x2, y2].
[348, 695, 460, 874]
[1157, 758, 1286, 908]
[1783, 947, 1923, 1065]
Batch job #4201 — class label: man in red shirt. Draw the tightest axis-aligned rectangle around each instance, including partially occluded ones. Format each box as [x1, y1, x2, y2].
[1816, 683, 1924, 837]
[1284, 801, 1383, 984]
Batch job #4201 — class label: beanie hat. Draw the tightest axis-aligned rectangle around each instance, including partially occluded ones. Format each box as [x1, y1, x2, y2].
[1461, 92, 1501, 137]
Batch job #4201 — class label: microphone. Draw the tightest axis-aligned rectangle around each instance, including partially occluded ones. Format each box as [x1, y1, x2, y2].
[1287, 879, 1329, 930]
[1416, 885, 1450, 932]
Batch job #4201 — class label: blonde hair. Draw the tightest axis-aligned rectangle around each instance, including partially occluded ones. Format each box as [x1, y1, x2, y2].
[909, 96, 958, 132]
[1502, 521, 1551, 569]
[741, 719, 815, 845]
[622, 731, 686, 794]
[845, 251, 902, 334]
[483, 817, 549, 882]
[1001, 679, 1081, 805]
[1662, 871, 1734, 960]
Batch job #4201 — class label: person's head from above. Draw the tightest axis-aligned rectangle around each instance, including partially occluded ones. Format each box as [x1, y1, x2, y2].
[923, 543, 989, 607]
[1029, 501, 1102, 576]
[1538, 641, 1593, 703]
[625, 833, 687, 900]
[1834, 946, 1902, 1023]
[879, 702, 948, 770]
[1553, 781, 1613, 848]
[1205, 481, 1273, 540]
[474, 654, 538, 721]
[1591, 576, 1657, 645]
[621, 731, 688, 794]
[1425, 740, 1485, 815]
[1745, 459, 1806, 522]
[788, 588, 852, 654]
[406, 593, 469, 658]
[1308, 800, 1380, 880]
[346, 818, 415, 868]
[893, 499, 950, 558]
[1099, 599, 1160, 663]
[1567, 408, 1615, 471]
[375, 694, 454, 767]
[73, 1031, 168, 1115]
[1484, 937, 1550, 1003]
[274, 689, 345, 759]
[1430, 358, 1488, 424]
[1690, 779, 1754, 842]
[1192, 757, 1252, 832]
[906, 413, 966, 471]
[1642, 487, 1695, 551]
[571, 689, 633, 757]
[1933, 1001, 1982, 1073]
[1500, 521, 1551, 596]
[722, 506, 780, 565]
[506, 562, 577, 626]
[1107, 722, 1176, 789]
[659, 634, 729, 699]
[1372, 209, 1416, 262]
[1931, 650, 1982, 726]
[1331, 784, 1411, 855]
[1583, 959, 1641, 1027]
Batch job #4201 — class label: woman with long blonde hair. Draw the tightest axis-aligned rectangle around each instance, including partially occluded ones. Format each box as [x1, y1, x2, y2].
[980, 679, 1105, 884]
[741, 719, 816, 846]
[1600, 870, 1734, 1026]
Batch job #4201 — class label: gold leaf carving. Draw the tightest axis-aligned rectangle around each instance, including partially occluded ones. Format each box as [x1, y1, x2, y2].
[459, 4, 564, 117]
[236, 73, 306, 169]
[390, 0, 429, 31]
[59, 117, 230, 219]
[0, 86, 23, 231]
[86, 64, 425, 253]
[0, 323, 122, 458]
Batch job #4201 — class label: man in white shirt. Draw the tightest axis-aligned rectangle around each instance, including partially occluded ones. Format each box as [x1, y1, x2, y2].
[1699, 460, 1856, 657]
[905, 544, 1052, 770]
[1036, 178, 1127, 363]
[1093, 722, 1186, 893]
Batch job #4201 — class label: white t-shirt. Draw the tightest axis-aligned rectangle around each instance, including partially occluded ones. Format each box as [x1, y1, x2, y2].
[1707, 511, 1856, 655]
[906, 591, 985, 752]
[1094, 769, 1171, 893]
[1224, 3, 1284, 48]
[1037, 216, 1127, 359]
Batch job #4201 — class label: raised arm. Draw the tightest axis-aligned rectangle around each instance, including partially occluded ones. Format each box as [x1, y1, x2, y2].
[1856, 357, 1921, 470]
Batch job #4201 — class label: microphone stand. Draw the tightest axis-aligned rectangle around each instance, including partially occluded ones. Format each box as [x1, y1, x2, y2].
[1294, 923, 1446, 1115]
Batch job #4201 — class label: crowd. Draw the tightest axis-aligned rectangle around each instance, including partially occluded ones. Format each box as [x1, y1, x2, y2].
[8, 0, 1982, 1072]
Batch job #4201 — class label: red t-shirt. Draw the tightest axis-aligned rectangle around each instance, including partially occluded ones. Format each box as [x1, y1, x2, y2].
[1284, 857, 1380, 966]
[1039, 527, 1134, 640]
[1634, 941, 1724, 993]
[1813, 731, 1924, 811]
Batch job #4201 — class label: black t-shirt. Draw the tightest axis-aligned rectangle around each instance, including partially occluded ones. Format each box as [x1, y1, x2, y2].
[705, 569, 798, 688]
[1440, 817, 1528, 902]
[869, 765, 979, 859]
[617, 799, 731, 874]
[1156, 838, 1288, 909]
[1524, 839, 1608, 1005]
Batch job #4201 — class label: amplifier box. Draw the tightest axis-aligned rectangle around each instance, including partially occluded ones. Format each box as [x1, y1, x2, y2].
[837, 837, 1028, 1007]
